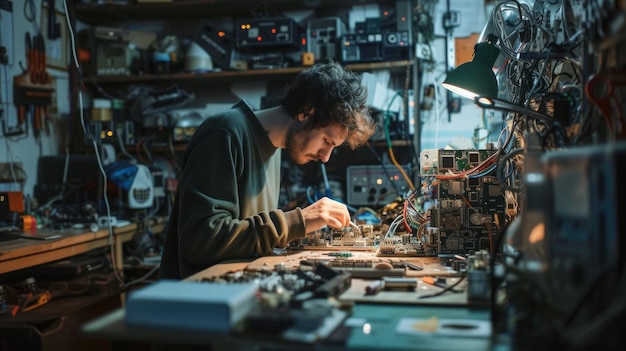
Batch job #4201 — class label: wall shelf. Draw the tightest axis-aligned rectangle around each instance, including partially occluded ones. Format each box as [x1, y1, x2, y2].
[141, 138, 413, 154]
[68, 0, 418, 154]
[75, 0, 395, 23]
[84, 60, 414, 84]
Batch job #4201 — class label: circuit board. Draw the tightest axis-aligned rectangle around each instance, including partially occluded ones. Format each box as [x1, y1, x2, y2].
[284, 148, 505, 257]
[420, 148, 506, 254]
[287, 224, 436, 257]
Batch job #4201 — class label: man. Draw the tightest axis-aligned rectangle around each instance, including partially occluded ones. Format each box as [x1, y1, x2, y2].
[159, 61, 376, 279]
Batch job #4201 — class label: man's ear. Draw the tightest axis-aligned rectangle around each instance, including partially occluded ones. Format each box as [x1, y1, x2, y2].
[296, 112, 308, 122]
[297, 108, 315, 123]
[300, 107, 315, 121]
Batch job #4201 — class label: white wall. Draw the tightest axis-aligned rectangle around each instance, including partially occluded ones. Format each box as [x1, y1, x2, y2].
[0, 0, 70, 197]
[419, 0, 493, 151]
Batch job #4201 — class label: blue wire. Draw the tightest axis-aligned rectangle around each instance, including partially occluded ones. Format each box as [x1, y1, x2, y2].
[306, 186, 317, 204]
[306, 182, 359, 214]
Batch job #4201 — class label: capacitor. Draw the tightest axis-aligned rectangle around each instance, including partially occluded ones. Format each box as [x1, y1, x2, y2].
[469, 212, 484, 225]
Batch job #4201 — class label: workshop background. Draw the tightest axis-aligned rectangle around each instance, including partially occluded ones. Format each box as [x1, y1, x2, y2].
[1, 0, 489, 203]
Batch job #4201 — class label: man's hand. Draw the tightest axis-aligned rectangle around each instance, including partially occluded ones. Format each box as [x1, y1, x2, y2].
[301, 197, 351, 233]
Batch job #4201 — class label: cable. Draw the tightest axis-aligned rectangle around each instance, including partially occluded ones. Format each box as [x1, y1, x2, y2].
[124, 263, 161, 290]
[384, 214, 406, 239]
[496, 147, 524, 193]
[383, 114, 415, 191]
[63, 0, 125, 286]
[23, 0, 40, 34]
[419, 275, 466, 299]
[320, 162, 331, 198]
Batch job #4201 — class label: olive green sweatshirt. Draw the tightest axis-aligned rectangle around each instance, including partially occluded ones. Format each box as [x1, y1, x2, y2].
[159, 100, 305, 279]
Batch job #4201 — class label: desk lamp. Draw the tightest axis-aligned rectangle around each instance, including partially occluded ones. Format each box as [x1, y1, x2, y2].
[442, 37, 500, 100]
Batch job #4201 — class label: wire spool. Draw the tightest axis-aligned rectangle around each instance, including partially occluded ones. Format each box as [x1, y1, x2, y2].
[20, 215, 37, 231]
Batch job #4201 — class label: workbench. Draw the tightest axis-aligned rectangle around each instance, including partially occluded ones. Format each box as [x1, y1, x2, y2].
[80, 250, 509, 351]
[1, 223, 135, 276]
[0, 218, 166, 351]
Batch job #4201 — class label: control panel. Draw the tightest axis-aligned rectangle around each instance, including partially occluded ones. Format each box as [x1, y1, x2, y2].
[347, 165, 412, 207]
[236, 17, 302, 49]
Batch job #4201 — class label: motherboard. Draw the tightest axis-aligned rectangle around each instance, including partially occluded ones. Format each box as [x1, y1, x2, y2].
[287, 223, 435, 257]
[285, 148, 505, 257]
[420, 148, 506, 254]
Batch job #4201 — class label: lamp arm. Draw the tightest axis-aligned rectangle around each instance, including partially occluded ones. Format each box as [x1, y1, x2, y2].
[475, 97, 569, 146]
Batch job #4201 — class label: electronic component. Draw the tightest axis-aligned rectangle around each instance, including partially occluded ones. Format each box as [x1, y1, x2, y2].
[288, 222, 434, 258]
[96, 42, 138, 76]
[421, 149, 505, 255]
[236, 17, 302, 50]
[543, 142, 626, 329]
[395, 0, 414, 43]
[184, 262, 351, 342]
[134, 85, 195, 119]
[306, 17, 345, 62]
[382, 277, 417, 291]
[341, 33, 383, 63]
[382, 31, 411, 60]
[347, 164, 412, 207]
[173, 112, 204, 143]
[92, 120, 134, 147]
[192, 21, 234, 70]
[128, 164, 154, 209]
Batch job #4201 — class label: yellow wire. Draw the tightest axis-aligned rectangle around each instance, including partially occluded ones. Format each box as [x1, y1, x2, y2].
[388, 147, 415, 191]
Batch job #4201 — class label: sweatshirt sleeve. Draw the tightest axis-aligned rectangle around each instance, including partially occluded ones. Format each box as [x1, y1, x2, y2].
[176, 128, 306, 268]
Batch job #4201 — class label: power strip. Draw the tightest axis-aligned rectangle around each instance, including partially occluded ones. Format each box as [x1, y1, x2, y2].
[346, 164, 412, 207]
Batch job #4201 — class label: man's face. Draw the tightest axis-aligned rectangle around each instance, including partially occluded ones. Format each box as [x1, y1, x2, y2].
[285, 122, 348, 165]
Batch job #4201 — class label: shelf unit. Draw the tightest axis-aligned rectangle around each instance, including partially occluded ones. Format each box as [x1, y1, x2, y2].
[72, 0, 411, 86]
[68, 0, 420, 164]
[74, 0, 396, 23]
[83, 60, 414, 84]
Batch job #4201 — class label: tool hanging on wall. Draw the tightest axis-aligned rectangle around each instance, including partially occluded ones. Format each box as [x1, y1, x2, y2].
[13, 32, 54, 137]
[46, 0, 61, 40]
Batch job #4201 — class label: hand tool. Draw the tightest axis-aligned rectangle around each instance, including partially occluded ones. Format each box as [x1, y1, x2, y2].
[27, 33, 39, 84]
[37, 34, 49, 84]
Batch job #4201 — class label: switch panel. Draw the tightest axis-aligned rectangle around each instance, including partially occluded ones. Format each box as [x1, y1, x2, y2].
[347, 165, 411, 207]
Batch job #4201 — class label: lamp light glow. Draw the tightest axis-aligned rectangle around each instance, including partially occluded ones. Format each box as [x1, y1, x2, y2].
[442, 39, 501, 100]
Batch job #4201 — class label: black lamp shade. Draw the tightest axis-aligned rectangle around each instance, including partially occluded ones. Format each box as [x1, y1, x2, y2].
[442, 41, 500, 99]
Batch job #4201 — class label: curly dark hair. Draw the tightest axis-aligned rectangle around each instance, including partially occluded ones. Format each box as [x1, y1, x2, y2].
[281, 61, 376, 149]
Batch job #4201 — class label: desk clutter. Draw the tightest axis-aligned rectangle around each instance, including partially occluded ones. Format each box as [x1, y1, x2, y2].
[120, 251, 476, 346]
[0, 248, 119, 319]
